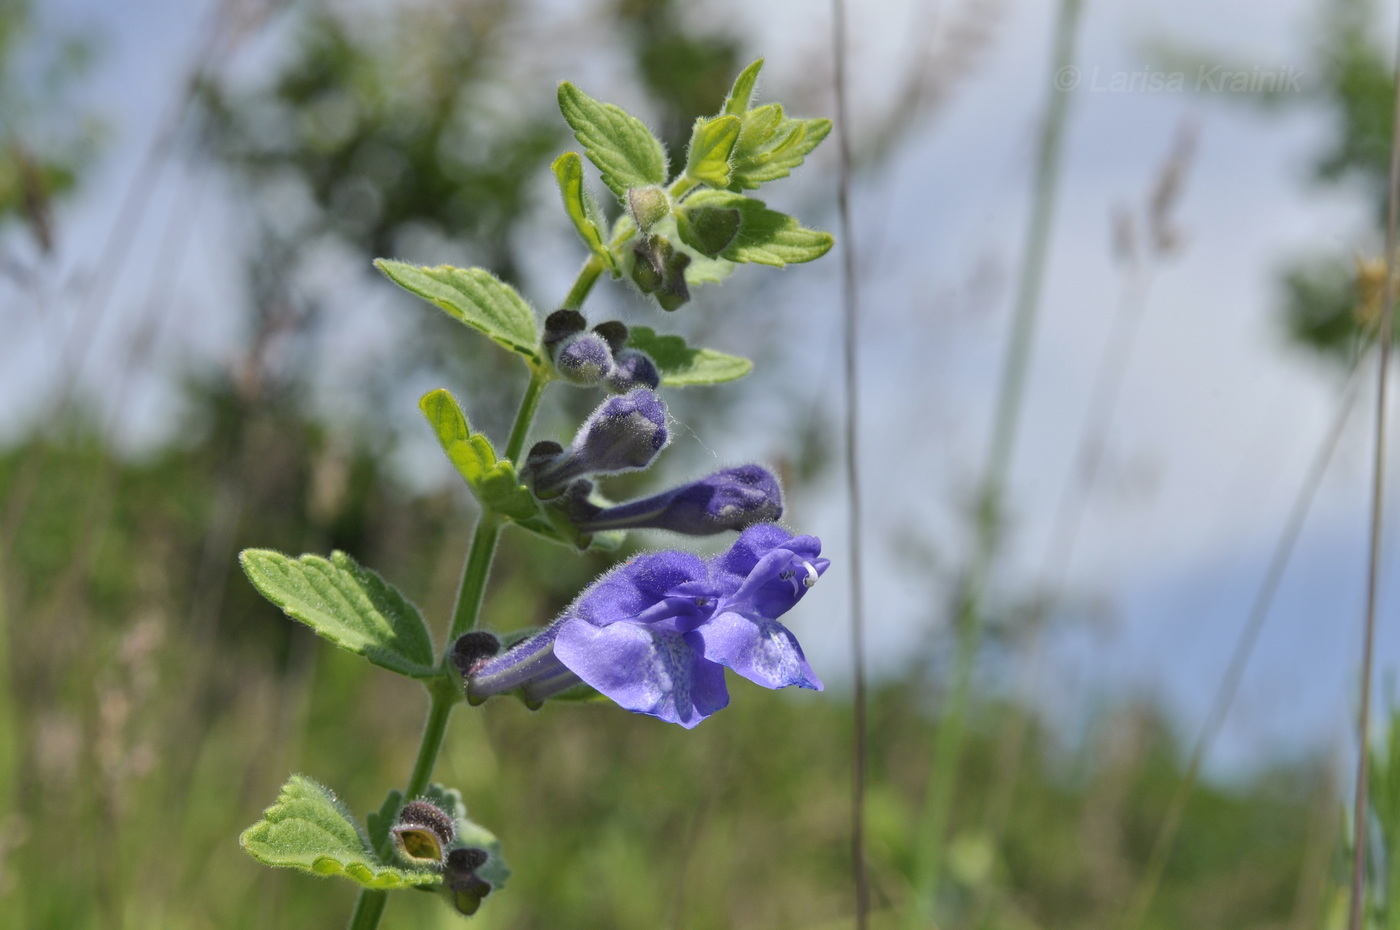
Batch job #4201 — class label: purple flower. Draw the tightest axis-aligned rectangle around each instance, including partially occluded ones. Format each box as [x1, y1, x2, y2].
[568, 464, 782, 536]
[553, 332, 615, 385]
[463, 524, 827, 728]
[526, 388, 670, 496]
[606, 348, 661, 392]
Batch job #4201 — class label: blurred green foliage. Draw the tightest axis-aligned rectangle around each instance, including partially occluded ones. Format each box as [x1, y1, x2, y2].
[0, 0, 101, 253]
[0, 0, 1351, 926]
[1273, 0, 1400, 360]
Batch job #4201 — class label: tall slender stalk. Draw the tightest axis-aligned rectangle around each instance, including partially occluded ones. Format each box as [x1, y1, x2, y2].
[345, 262, 599, 930]
[830, 0, 869, 925]
[909, 0, 1085, 922]
[1347, 7, 1400, 926]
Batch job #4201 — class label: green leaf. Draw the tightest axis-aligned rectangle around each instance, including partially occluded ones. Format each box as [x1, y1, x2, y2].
[374, 260, 540, 361]
[729, 115, 830, 190]
[240, 775, 438, 889]
[723, 58, 765, 117]
[552, 152, 615, 271]
[419, 388, 500, 491]
[366, 789, 405, 853]
[627, 326, 752, 386]
[684, 115, 740, 188]
[682, 191, 833, 267]
[419, 389, 613, 549]
[682, 250, 737, 286]
[558, 81, 668, 201]
[239, 550, 437, 679]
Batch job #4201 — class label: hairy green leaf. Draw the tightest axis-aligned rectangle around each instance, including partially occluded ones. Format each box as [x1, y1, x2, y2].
[240, 775, 438, 889]
[627, 326, 752, 386]
[239, 550, 437, 678]
[723, 89, 830, 192]
[683, 191, 833, 267]
[723, 58, 765, 118]
[684, 115, 740, 188]
[552, 152, 615, 270]
[558, 81, 668, 201]
[374, 260, 540, 360]
[419, 389, 614, 549]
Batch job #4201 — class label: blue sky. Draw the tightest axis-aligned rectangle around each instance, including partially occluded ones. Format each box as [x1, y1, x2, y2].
[16, 0, 1400, 776]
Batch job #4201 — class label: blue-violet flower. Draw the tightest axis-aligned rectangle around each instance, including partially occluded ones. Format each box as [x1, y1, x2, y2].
[553, 331, 615, 385]
[462, 523, 827, 728]
[568, 464, 782, 535]
[527, 388, 669, 495]
[607, 347, 661, 392]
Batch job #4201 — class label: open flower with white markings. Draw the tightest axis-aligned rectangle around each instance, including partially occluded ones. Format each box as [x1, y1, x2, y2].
[460, 524, 827, 728]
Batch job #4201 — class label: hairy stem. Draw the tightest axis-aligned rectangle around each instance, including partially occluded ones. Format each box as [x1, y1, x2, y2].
[561, 256, 604, 311]
[346, 262, 593, 929]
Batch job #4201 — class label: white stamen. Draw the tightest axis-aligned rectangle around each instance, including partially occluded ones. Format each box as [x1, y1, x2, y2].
[800, 560, 818, 588]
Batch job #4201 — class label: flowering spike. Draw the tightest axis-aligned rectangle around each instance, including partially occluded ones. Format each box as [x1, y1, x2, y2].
[526, 388, 669, 496]
[465, 524, 826, 727]
[568, 464, 782, 536]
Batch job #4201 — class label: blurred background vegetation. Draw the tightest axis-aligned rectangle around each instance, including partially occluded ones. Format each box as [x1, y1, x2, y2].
[3, 0, 1396, 926]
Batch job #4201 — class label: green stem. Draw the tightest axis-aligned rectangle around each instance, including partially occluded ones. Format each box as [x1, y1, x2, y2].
[667, 176, 700, 201]
[346, 888, 388, 930]
[503, 368, 549, 464]
[448, 515, 504, 644]
[561, 256, 604, 311]
[346, 262, 597, 930]
[908, 0, 1084, 923]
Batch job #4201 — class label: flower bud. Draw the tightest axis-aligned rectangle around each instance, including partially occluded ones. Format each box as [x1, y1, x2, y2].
[607, 348, 661, 392]
[656, 249, 691, 312]
[527, 388, 669, 495]
[677, 205, 741, 258]
[443, 847, 492, 916]
[568, 465, 783, 536]
[543, 309, 586, 354]
[630, 236, 668, 294]
[591, 320, 629, 354]
[553, 331, 615, 385]
[391, 799, 455, 866]
[451, 631, 501, 680]
[627, 185, 670, 232]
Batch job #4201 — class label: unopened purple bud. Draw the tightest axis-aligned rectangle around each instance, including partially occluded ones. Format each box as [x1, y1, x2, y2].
[572, 464, 783, 536]
[528, 388, 669, 494]
[607, 348, 661, 392]
[554, 331, 615, 385]
[543, 309, 586, 353]
[451, 632, 501, 680]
